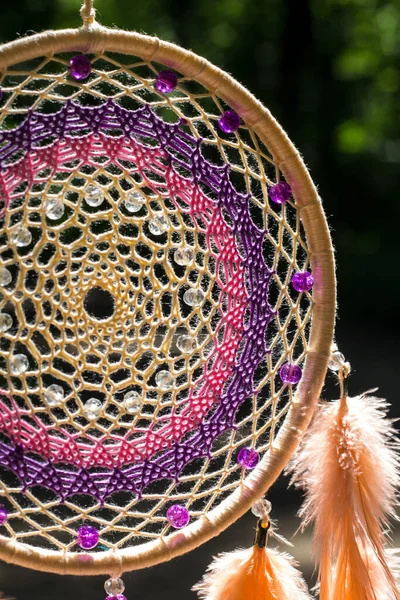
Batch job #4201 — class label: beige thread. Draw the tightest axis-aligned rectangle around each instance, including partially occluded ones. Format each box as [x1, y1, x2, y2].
[80, 0, 96, 29]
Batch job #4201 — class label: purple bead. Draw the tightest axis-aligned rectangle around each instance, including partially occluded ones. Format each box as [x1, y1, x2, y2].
[280, 363, 302, 385]
[166, 504, 190, 529]
[77, 525, 99, 549]
[69, 55, 92, 81]
[218, 110, 241, 134]
[237, 447, 259, 469]
[106, 596, 127, 600]
[269, 181, 292, 204]
[291, 271, 314, 292]
[155, 70, 178, 93]
[0, 505, 7, 525]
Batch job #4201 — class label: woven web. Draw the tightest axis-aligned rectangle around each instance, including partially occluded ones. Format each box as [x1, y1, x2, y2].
[0, 53, 312, 553]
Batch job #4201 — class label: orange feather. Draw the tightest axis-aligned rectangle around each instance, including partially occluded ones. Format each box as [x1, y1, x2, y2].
[193, 544, 312, 600]
[290, 393, 400, 600]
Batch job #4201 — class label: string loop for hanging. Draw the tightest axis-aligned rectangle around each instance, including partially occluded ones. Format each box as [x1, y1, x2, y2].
[80, 0, 96, 28]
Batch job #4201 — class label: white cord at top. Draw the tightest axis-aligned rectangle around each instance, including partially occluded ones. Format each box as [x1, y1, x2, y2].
[80, 0, 96, 28]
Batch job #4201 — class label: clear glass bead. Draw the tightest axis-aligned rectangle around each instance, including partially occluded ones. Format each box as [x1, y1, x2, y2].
[177, 334, 196, 354]
[44, 384, 64, 407]
[148, 213, 169, 235]
[0, 267, 12, 286]
[85, 185, 104, 207]
[44, 197, 65, 220]
[328, 351, 346, 372]
[123, 390, 142, 414]
[104, 578, 125, 596]
[11, 226, 32, 247]
[183, 288, 204, 307]
[0, 312, 13, 332]
[251, 498, 272, 518]
[155, 370, 174, 391]
[10, 354, 29, 375]
[125, 190, 146, 213]
[174, 247, 194, 266]
[84, 397, 103, 420]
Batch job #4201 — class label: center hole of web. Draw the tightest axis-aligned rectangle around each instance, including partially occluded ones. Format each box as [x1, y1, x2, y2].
[83, 287, 115, 320]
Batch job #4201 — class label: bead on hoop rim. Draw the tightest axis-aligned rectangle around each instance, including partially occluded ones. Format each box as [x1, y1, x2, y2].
[69, 55, 92, 81]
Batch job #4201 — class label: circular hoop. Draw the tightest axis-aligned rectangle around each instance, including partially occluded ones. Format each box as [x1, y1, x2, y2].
[0, 24, 336, 575]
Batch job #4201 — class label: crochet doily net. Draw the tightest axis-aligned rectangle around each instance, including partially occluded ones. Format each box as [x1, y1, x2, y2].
[0, 53, 312, 555]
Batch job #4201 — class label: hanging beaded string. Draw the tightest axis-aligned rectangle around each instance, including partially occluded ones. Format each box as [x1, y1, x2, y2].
[104, 577, 126, 600]
[250, 498, 289, 547]
[251, 498, 271, 549]
[251, 498, 272, 521]
[328, 345, 351, 399]
[72, 13, 124, 597]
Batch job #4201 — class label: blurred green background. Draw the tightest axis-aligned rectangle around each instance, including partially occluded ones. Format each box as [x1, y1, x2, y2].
[0, 1, 399, 598]
[2, 0, 400, 327]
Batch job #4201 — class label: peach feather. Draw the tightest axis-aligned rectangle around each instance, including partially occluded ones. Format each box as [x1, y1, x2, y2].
[290, 393, 400, 600]
[192, 545, 312, 600]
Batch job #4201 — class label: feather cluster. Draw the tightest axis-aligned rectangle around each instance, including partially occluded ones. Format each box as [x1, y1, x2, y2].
[289, 393, 400, 600]
[192, 545, 312, 600]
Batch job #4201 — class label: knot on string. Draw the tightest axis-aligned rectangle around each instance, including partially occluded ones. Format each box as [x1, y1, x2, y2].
[80, 1, 96, 28]
[328, 343, 351, 401]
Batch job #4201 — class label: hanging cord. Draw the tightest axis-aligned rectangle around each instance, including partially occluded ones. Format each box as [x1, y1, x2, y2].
[337, 354, 351, 400]
[329, 346, 351, 414]
[329, 344, 351, 400]
[80, 0, 96, 28]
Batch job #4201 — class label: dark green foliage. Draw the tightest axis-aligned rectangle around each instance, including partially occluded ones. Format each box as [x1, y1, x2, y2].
[2, 0, 399, 324]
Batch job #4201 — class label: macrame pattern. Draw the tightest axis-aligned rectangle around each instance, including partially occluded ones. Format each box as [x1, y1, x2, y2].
[0, 100, 271, 499]
[0, 54, 313, 552]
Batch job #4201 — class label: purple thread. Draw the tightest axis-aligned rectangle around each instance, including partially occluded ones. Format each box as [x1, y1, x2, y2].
[0, 101, 275, 501]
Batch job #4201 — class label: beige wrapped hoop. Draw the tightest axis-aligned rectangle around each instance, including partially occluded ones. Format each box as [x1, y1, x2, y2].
[0, 4, 335, 575]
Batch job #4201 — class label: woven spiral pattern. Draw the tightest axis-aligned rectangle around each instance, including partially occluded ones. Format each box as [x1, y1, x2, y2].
[0, 53, 312, 553]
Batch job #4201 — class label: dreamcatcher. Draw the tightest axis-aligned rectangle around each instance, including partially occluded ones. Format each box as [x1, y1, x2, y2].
[0, 2, 398, 599]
